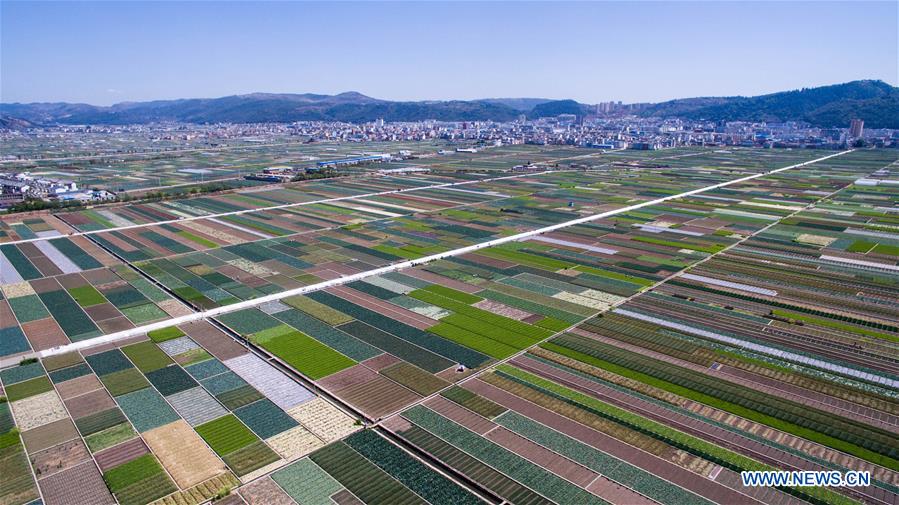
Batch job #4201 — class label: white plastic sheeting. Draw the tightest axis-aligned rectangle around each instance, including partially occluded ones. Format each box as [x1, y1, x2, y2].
[224, 353, 315, 410]
[680, 273, 778, 296]
[614, 308, 898, 389]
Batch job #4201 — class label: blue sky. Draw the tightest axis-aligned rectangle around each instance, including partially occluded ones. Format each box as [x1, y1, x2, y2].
[1, 1, 896, 105]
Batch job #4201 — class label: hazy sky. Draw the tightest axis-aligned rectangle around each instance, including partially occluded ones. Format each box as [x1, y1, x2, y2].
[2, 1, 896, 105]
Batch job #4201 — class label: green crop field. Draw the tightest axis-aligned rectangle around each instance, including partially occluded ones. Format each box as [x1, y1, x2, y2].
[195, 415, 259, 456]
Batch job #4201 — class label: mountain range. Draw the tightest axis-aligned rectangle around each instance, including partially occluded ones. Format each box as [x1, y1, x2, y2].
[637, 80, 897, 128]
[1, 80, 896, 128]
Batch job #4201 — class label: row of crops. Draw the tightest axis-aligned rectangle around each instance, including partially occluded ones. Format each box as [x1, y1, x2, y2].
[239, 429, 483, 505]
[391, 341, 885, 505]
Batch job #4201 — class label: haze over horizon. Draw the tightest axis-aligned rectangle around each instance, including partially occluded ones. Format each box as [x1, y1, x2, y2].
[2, 1, 896, 106]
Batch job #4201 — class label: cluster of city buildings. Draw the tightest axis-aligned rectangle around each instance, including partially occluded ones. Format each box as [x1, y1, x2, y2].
[431, 116, 888, 151]
[248, 116, 888, 150]
[264, 114, 894, 151]
[3, 115, 894, 157]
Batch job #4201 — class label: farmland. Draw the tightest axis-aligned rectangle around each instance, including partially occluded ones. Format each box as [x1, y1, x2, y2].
[0, 136, 453, 192]
[1, 142, 897, 505]
[0, 318, 361, 505]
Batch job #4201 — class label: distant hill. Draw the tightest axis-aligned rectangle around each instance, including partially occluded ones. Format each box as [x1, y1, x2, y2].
[528, 99, 590, 119]
[2, 80, 896, 127]
[639, 80, 899, 128]
[0, 92, 521, 125]
[476, 98, 554, 111]
[0, 115, 40, 130]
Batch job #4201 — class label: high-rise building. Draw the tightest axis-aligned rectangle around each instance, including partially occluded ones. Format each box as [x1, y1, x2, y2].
[849, 118, 864, 138]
